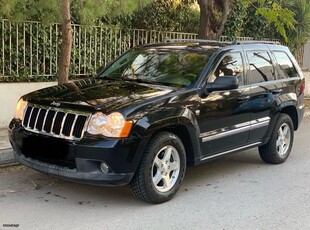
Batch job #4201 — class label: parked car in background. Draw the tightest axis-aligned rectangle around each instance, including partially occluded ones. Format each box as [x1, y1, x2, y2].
[9, 39, 305, 203]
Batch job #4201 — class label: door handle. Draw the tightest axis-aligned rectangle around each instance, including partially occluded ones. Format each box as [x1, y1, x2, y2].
[237, 96, 250, 102]
[271, 89, 283, 94]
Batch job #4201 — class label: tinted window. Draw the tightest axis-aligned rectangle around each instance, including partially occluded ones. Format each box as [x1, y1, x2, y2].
[247, 51, 275, 83]
[273, 51, 298, 79]
[208, 53, 244, 86]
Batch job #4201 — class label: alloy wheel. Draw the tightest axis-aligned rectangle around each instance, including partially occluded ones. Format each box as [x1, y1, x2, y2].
[276, 123, 291, 156]
[151, 145, 180, 193]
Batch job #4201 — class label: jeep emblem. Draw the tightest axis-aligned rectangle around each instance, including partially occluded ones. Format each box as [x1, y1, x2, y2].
[51, 101, 61, 107]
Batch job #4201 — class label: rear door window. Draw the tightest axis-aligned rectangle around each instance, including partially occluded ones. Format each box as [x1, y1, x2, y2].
[247, 51, 276, 84]
[273, 51, 299, 79]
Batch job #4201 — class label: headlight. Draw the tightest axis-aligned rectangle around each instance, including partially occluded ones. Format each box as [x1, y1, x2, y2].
[15, 98, 28, 120]
[87, 112, 132, 138]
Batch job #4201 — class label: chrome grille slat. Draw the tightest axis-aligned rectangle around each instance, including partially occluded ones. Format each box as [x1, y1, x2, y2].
[53, 112, 65, 135]
[41, 108, 49, 132]
[72, 116, 88, 138]
[59, 113, 68, 136]
[35, 108, 47, 131]
[23, 106, 33, 127]
[29, 107, 39, 129]
[33, 108, 41, 130]
[44, 110, 56, 133]
[26, 107, 34, 128]
[69, 115, 78, 138]
[22, 105, 89, 140]
[50, 111, 58, 134]
[62, 113, 76, 137]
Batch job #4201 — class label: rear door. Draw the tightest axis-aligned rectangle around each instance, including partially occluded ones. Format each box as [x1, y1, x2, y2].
[246, 49, 282, 143]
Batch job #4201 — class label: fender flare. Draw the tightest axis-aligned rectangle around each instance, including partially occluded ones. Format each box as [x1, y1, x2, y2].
[131, 107, 202, 165]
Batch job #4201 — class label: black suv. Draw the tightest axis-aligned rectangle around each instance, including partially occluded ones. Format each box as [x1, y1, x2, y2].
[9, 40, 305, 203]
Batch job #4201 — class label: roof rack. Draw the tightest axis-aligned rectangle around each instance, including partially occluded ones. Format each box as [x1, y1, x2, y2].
[164, 39, 231, 44]
[232, 40, 281, 45]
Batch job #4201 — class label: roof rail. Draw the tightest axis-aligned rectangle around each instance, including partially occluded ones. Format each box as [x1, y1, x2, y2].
[163, 39, 281, 45]
[232, 40, 281, 45]
[164, 39, 231, 44]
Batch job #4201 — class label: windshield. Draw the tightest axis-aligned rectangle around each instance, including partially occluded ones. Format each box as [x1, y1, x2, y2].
[97, 46, 218, 88]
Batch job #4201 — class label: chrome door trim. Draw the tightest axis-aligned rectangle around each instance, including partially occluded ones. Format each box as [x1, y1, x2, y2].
[200, 117, 270, 142]
[201, 142, 261, 161]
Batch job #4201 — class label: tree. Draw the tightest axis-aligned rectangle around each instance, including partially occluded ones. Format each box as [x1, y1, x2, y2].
[222, 0, 248, 40]
[58, 0, 72, 84]
[241, 2, 271, 39]
[196, 0, 300, 42]
[221, 0, 310, 58]
[111, 0, 200, 33]
[197, 0, 232, 39]
[255, 0, 295, 42]
[286, 0, 310, 54]
[0, 0, 152, 84]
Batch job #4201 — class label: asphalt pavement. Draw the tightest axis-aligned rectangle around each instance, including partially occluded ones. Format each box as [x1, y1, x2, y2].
[0, 118, 310, 229]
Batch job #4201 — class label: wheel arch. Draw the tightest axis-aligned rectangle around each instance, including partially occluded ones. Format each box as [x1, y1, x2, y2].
[263, 103, 298, 145]
[279, 105, 298, 131]
[152, 124, 197, 166]
[133, 110, 202, 166]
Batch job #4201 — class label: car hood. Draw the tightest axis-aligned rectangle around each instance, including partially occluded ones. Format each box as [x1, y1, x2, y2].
[23, 79, 175, 113]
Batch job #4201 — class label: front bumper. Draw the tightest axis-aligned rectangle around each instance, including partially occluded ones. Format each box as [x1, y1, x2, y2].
[9, 121, 149, 186]
[13, 151, 134, 186]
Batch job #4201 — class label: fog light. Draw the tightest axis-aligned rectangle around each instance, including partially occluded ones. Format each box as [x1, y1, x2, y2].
[100, 162, 109, 173]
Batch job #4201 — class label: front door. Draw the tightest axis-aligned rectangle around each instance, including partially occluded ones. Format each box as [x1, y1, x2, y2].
[197, 52, 252, 158]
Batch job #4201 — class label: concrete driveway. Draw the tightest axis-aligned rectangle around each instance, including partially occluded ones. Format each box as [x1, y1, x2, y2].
[0, 119, 310, 230]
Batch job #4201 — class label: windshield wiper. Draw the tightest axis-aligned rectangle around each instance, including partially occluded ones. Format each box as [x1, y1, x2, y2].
[121, 77, 181, 89]
[122, 77, 157, 84]
[97, 75, 121, 81]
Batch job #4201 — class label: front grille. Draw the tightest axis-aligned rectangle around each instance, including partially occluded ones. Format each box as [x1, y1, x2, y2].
[22, 105, 89, 140]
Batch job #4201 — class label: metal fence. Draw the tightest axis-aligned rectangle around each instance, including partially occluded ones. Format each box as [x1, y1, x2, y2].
[0, 19, 280, 82]
[1, 19, 200, 81]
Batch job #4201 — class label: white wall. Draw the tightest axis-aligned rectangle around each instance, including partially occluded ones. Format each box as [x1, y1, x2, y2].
[304, 71, 310, 97]
[303, 41, 310, 71]
[0, 82, 57, 129]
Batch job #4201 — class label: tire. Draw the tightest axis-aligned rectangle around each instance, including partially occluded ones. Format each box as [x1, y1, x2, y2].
[130, 132, 186, 204]
[259, 113, 294, 164]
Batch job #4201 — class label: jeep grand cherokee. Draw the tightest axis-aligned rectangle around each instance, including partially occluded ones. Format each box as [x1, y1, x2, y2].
[9, 40, 305, 203]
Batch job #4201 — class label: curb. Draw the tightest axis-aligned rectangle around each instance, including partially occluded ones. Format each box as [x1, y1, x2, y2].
[0, 148, 18, 167]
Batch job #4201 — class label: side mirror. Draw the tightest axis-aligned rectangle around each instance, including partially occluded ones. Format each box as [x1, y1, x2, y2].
[205, 76, 239, 93]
